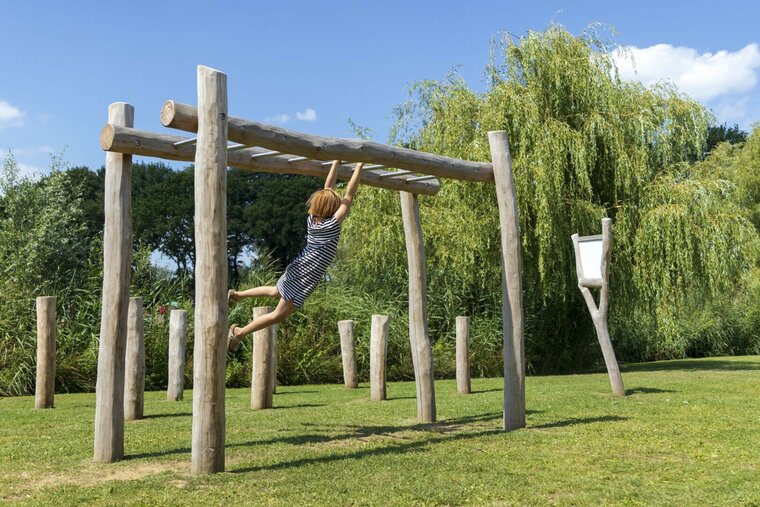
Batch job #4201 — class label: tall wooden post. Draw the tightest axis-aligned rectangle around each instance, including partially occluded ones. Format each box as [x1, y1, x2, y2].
[94, 102, 133, 462]
[338, 320, 358, 389]
[35, 296, 56, 409]
[487, 131, 525, 431]
[400, 191, 436, 423]
[124, 297, 145, 420]
[271, 324, 278, 395]
[456, 316, 471, 394]
[572, 218, 625, 396]
[167, 309, 187, 401]
[370, 314, 389, 401]
[191, 65, 228, 474]
[251, 307, 275, 410]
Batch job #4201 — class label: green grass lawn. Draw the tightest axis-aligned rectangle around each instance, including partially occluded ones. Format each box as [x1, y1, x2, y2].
[1, 356, 759, 506]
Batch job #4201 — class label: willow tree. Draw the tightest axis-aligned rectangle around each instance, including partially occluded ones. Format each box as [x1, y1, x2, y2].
[339, 25, 758, 371]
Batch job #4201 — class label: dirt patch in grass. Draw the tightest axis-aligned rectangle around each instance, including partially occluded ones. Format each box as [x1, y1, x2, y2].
[6, 460, 187, 499]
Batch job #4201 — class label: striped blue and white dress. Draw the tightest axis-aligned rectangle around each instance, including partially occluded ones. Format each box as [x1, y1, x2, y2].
[276, 215, 341, 308]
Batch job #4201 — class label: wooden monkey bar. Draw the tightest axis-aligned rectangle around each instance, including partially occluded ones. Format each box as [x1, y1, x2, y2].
[160, 100, 495, 183]
[100, 125, 441, 195]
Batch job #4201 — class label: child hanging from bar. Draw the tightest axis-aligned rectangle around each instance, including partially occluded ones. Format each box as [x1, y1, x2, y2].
[227, 160, 365, 352]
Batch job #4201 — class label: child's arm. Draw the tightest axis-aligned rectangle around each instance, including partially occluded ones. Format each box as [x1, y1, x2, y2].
[333, 163, 364, 224]
[324, 160, 340, 190]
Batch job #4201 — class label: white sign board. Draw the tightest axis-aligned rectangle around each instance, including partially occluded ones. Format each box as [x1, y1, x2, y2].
[578, 237, 603, 280]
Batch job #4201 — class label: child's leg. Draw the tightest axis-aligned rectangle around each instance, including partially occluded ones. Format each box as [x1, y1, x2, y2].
[229, 297, 296, 348]
[230, 286, 280, 300]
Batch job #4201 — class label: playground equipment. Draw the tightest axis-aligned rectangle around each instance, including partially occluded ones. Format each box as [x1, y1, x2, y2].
[95, 65, 524, 473]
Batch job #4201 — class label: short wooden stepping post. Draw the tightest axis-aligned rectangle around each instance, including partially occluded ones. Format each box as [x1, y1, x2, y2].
[94, 102, 134, 462]
[571, 218, 625, 396]
[191, 65, 228, 474]
[370, 314, 390, 401]
[488, 131, 525, 431]
[456, 316, 471, 394]
[338, 320, 358, 389]
[167, 309, 187, 401]
[124, 297, 145, 420]
[270, 324, 278, 395]
[400, 191, 436, 423]
[251, 306, 275, 410]
[35, 296, 56, 409]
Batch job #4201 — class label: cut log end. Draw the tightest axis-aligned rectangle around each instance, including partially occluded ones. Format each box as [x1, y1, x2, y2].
[160, 100, 176, 128]
[100, 124, 116, 151]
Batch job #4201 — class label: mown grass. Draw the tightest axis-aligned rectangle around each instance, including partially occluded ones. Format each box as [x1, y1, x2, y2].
[1, 356, 759, 506]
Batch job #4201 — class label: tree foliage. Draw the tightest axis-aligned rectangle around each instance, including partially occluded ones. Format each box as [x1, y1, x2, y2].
[339, 25, 758, 370]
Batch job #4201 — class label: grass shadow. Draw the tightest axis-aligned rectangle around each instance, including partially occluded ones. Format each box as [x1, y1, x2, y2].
[625, 387, 676, 395]
[273, 403, 325, 410]
[621, 358, 760, 373]
[531, 415, 628, 430]
[142, 412, 192, 419]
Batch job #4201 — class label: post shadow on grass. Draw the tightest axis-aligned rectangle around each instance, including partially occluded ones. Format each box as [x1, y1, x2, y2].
[272, 403, 325, 410]
[272, 390, 319, 395]
[227, 411, 538, 450]
[142, 412, 193, 419]
[230, 413, 627, 474]
[624, 387, 676, 395]
[620, 358, 760, 373]
[531, 415, 628, 430]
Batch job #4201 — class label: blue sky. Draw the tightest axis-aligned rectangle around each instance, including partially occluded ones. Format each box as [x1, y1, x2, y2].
[1, 0, 759, 177]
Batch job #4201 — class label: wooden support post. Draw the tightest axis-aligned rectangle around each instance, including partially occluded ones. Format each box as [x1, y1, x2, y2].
[338, 320, 358, 389]
[191, 65, 228, 475]
[456, 316, 471, 394]
[250, 307, 275, 410]
[487, 131, 525, 432]
[572, 218, 625, 396]
[370, 314, 390, 401]
[94, 102, 134, 462]
[271, 324, 278, 395]
[124, 297, 145, 420]
[167, 309, 187, 401]
[400, 191, 436, 423]
[35, 296, 56, 409]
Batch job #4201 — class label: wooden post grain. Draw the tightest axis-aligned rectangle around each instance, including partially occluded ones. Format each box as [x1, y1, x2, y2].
[35, 296, 56, 409]
[191, 66, 228, 474]
[167, 309, 187, 401]
[400, 191, 436, 423]
[251, 307, 275, 410]
[370, 314, 390, 401]
[456, 316, 471, 394]
[338, 320, 358, 389]
[124, 297, 145, 420]
[572, 218, 625, 396]
[94, 102, 133, 462]
[271, 324, 278, 395]
[487, 131, 525, 432]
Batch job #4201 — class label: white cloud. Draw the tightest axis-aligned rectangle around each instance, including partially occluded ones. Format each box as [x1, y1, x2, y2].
[17, 163, 43, 179]
[0, 100, 25, 127]
[265, 113, 291, 124]
[612, 43, 760, 102]
[295, 108, 317, 121]
[265, 108, 318, 124]
[713, 96, 751, 124]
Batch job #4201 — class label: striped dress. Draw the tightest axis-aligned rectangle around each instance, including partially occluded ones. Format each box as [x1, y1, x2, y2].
[276, 215, 341, 308]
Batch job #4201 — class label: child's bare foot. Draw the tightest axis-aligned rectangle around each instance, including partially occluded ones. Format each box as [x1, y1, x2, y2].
[227, 324, 241, 352]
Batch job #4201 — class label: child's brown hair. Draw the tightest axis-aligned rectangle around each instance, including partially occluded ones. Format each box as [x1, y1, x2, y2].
[307, 188, 342, 218]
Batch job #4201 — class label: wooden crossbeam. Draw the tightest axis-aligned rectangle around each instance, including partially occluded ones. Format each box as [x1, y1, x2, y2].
[161, 101, 493, 182]
[101, 125, 440, 195]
